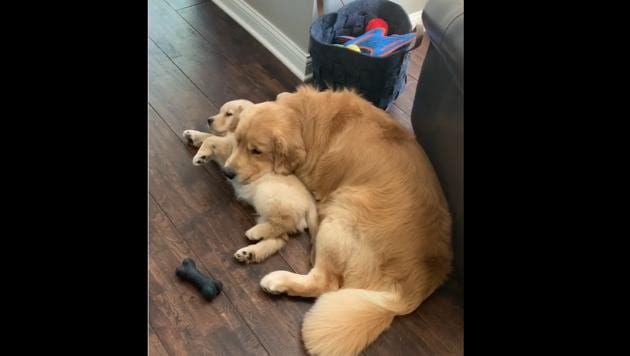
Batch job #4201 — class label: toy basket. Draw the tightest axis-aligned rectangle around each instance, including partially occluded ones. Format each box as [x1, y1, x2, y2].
[309, 0, 422, 110]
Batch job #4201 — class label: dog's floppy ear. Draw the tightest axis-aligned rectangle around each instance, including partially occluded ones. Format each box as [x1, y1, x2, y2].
[228, 115, 240, 132]
[228, 101, 254, 132]
[235, 100, 254, 114]
[273, 133, 305, 175]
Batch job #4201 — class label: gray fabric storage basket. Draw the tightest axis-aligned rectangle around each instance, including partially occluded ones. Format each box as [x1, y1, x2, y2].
[309, 0, 413, 110]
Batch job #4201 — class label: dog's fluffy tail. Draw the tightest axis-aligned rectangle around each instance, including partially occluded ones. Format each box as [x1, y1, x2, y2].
[302, 288, 405, 356]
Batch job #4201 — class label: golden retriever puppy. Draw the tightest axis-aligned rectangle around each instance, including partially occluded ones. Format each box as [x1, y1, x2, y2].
[191, 134, 233, 167]
[183, 99, 254, 147]
[191, 133, 318, 264]
[225, 86, 453, 355]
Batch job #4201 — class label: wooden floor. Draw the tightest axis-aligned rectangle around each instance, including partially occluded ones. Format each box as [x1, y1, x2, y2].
[149, 0, 463, 355]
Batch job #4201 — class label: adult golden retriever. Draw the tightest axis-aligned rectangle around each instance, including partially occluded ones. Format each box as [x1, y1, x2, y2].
[224, 86, 452, 355]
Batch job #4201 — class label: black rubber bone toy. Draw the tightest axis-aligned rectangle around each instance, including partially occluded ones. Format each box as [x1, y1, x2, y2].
[175, 258, 223, 300]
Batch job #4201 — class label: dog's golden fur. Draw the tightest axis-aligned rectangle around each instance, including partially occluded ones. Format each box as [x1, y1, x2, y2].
[183, 99, 254, 147]
[184, 100, 318, 265]
[194, 133, 318, 264]
[209, 99, 254, 134]
[229, 86, 453, 355]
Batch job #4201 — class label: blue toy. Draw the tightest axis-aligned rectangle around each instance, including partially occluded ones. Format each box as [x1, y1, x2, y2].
[335, 28, 416, 58]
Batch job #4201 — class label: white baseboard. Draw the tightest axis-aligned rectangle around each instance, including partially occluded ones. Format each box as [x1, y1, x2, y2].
[212, 0, 311, 81]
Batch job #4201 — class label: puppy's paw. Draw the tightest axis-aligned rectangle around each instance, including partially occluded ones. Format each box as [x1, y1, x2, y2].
[245, 225, 265, 241]
[192, 154, 209, 166]
[260, 270, 291, 295]
[234, 246, 256, 263]
[182, 130, 206, 147]
[182, 130, 195, 145]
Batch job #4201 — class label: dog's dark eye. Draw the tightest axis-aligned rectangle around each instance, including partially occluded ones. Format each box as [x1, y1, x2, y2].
[226, 112, 233, 117]
[250, 148, 262, 155]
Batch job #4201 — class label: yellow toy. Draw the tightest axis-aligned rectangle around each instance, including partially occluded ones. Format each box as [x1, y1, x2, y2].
[345, 44, 361, 53]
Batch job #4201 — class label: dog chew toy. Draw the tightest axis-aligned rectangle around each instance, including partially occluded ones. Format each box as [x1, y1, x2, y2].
[341, 28, 416, 58]
[366, 18, 389, 36]
[175, 258, 223, 300]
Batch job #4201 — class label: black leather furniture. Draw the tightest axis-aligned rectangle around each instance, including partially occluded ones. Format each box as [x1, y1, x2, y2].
[411, 0, 464, 283]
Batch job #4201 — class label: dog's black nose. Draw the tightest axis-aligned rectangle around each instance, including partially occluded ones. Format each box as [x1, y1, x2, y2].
[207, 117, 214, 126]
[223, 167, 236, 180]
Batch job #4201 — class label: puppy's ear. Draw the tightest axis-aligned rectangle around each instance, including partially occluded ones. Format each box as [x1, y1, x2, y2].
[234, 100, 254, 114]
[273, 134, 305, 175]
[229, 101, 254, 132]
[228, 116, 240, 132]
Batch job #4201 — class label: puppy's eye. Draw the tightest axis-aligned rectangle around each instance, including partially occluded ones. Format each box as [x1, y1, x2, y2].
[250, 148, 262, 155]
[226, 112, 233, 117]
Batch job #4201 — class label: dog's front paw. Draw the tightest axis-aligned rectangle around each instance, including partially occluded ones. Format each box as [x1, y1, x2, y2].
[183, 130, 195, 145]
[192, 154, 209, 166]
[245, 225, 265, 241]
[260, 271, 290, 294]
[234, 246, 256, 263]
[183, 130, 206, 147]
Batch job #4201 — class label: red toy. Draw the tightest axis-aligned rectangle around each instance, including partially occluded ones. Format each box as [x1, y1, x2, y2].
[342, 28, 416, 58]
[366, 18, 389, 36]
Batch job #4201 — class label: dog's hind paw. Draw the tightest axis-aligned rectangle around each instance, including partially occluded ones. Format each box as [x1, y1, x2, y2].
[260, 271, 290, 294]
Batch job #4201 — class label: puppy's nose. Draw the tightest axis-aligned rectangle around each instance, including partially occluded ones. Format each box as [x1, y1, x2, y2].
[223, 167, 236, 180]
[207, 117, 214, 126]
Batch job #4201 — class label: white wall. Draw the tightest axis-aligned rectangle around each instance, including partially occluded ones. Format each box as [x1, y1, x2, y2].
[394, 0, 427, 14]
[313, 0, 427, 20]
[244, 0, 313, 52]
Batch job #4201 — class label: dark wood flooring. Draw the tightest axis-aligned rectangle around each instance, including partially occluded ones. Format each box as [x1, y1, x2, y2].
[149, 0, 463, 354]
